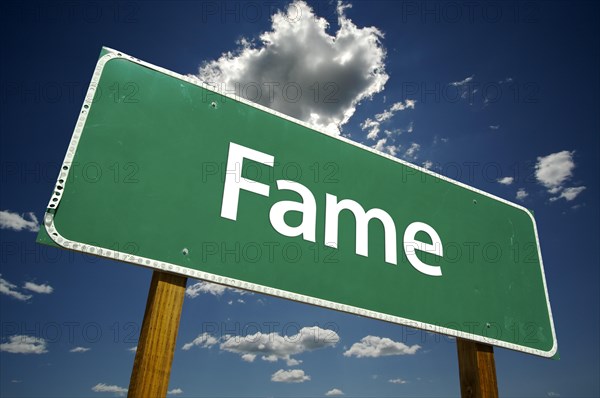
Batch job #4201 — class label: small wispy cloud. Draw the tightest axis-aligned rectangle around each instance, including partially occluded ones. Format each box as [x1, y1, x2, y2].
[362, 99, 416, 140]
[489, 125, 500, 130]
[325, 388, 345, 396]
[549, 186, 586, 202]
[0, 275, 32, 301]
[0, 335, 48, 354]
[168, 388, 183, 395]
[185, 281, 251, 299]
[23, 282, 53, 294]
[404, 142, 421, 160]
[516, 188, 529, 201]
[450, 74, 474, 86]
[70, 347, 90, 353]
[497, 176, 514, 185]
[371, 138, 399, 157]
[0, 210, 39, 232]
[91, 383, 127, 396]
[181, 332, 219, 351]
[389, 378, 408, 384]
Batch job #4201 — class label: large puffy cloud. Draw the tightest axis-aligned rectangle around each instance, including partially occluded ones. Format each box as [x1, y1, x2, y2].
[343, 335, 420, 358]
[197, 1, 388, 134]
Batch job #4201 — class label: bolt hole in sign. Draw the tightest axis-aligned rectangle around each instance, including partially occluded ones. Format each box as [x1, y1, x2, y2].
[38, 47, 557, 358]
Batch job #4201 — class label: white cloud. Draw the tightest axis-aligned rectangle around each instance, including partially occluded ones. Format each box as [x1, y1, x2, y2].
[450, 75, 479, 104]
[91, 383, 127, 396]
[404, 142, 420, 160]
[489, 125, 500, 130]
[422, 160, 433, 170]
[168, 388, 183, 395]
[241, 353, 256, 362]
[271, 369, 310, 383]
[23, 282, 54, 294]
[363, 100, 415, 140]
[181, 332, 219, 351]
[535, 150, 575, 193]
[550, 186, 586, 202]
[371, 138, 398, 156]
[198, 0, 388, 135]
[0, 210, 39, 232]
[185, 281, 251, 298]
[450, 75, 474, 86]
[547, 392, 560, 397]
[220, 326, 338, 364]
[184, 326, 338, 365]
[516, 188, 529, 201]
[128, 346, 137, 353]
[185, 281, 227, 298]
[0, 275, 32, 301]
[361, 118, 380, 140]
[389, 378, 408, 384]
[375, 100, 415, 122]
[70, 346, 90, 353]
[497, 176, 514, 185]
[343, 335, 420, 358]
[0, 335, 48, 354]
[325, 388, 345, 396]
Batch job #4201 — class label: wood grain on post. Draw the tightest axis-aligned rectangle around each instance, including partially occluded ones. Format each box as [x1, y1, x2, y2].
[128, 271, 187, 398]
[456, 338, 499, 398]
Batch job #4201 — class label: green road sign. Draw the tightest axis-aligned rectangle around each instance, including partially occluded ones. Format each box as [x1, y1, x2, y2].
[38, 47, 557, 357]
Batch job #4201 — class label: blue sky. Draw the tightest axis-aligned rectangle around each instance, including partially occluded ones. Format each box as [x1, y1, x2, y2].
[0, 1, 598, 397]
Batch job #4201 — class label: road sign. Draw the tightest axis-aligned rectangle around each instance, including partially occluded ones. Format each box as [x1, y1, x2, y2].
[38, 47, 557, 357]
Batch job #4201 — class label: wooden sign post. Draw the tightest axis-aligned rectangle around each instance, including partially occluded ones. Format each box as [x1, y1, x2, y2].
[128, 271, 187, 398]
[457, 338, 499, 398]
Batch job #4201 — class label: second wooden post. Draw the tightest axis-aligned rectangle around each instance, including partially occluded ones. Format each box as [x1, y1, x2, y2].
[456, 338, 499, 398]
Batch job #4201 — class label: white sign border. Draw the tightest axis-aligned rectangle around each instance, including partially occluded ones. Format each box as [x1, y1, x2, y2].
[43, 47, 557, 358]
